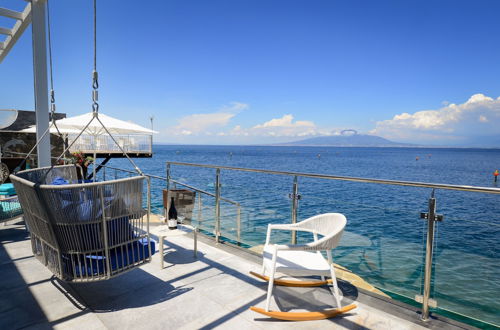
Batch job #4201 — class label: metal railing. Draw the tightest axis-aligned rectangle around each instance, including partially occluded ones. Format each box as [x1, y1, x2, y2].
[164, 161, 500, 323]
[67, 134, 152, 154]
[100, 164, 242, 244]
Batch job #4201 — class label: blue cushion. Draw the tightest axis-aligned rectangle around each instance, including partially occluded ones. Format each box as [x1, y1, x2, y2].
[0, 183, 16, 196]
[66, 238, 156, 277]
[52, 177, 69, 185]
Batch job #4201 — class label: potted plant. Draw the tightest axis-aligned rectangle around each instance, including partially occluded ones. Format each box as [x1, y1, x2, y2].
[69, 152, 93, 180]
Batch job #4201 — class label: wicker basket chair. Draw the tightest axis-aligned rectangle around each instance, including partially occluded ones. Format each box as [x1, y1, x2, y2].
[10, 164, 155, 282]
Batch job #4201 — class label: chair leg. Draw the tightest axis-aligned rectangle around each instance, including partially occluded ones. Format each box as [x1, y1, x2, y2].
[330, 265, 342, 309]
[265, 247, 278, 312]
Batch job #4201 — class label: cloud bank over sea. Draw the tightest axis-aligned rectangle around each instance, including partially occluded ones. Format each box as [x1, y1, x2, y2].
[160, 94, 500, 147]
[371, 94, 500, 146]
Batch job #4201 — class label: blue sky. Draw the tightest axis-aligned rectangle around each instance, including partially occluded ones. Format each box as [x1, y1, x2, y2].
[1, 0, 500, 146]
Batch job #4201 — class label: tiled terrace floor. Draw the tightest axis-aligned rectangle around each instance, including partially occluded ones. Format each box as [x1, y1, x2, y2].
[0, 219, 472, 329]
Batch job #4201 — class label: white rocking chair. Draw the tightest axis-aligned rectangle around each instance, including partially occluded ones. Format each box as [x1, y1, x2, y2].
[250, 213, 356, 321]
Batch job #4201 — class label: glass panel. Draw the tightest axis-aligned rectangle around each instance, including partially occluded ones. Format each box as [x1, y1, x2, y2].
[297, 177, 427, 301]
[432, 190, 500, 327]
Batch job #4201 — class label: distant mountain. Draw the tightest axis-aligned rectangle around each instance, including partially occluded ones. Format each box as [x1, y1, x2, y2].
[279, 134, 414, 147]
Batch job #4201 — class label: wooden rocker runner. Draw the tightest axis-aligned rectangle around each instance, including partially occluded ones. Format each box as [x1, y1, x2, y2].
[249, 213, 356, 321]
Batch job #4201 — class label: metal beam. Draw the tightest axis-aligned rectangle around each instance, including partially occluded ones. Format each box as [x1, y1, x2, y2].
[0, 3, 32, 63]
[0, 8, 24, 20]
[31, 0, 51, 167]
[0, 27, 12, 35]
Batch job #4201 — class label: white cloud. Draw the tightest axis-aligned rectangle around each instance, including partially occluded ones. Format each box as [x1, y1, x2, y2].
[245, 114, 318, 137]
[371, 94, 500, 143]
[171, 102, 248, 135]
[479, 115, 488, 123]
[163, 105, 343, 143]
[253, 114, 315, 129]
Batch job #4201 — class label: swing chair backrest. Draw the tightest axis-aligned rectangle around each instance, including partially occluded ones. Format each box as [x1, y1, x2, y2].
[10, 165, 152, 281]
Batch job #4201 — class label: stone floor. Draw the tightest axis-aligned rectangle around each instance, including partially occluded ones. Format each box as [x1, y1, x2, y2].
[0, 219, 473, 329]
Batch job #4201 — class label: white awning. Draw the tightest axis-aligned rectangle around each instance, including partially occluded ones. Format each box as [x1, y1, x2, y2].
[21, 112, 158, 135]
[19, 125, 81, 134]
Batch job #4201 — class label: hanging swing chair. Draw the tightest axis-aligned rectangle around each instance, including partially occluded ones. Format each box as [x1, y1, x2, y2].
[9, 0, 155, 282]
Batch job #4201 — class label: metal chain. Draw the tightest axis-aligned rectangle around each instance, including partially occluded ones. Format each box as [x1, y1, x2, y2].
[46, 0, 56, 115]
[92, 0, 99, 113]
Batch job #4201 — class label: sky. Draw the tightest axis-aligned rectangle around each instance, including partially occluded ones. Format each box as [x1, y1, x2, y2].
[1, 0, 500, 146]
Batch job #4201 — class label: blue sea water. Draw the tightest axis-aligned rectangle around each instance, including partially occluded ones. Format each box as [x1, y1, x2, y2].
[108, 145, 500, 325]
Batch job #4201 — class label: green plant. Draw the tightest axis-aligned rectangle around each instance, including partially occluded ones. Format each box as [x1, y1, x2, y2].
[69, 152, 93, 167]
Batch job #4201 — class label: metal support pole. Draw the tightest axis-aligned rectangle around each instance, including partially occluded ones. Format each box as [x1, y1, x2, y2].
[146, 176, 152, 261]
[149, 116, 154, 155]
[165, 163, 171, 218]
[215, 168, 221, 243]
[166, 163, 171, 191]
[31, 0, 51, 167]
[420, 189, 443, 321]
[290, 175, 299, 244]
[236, 204, 241, 246]
[197, 193, 203, 227]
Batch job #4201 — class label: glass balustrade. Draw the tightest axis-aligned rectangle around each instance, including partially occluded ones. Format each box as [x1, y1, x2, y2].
[96, 162, 499, 328]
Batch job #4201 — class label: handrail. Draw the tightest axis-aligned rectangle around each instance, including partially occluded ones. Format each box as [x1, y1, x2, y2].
[166, 161, 500, 195]
[101, 165, 240, 206]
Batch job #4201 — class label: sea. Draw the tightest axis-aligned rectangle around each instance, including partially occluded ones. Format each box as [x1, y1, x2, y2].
[108, 145, 500, 326]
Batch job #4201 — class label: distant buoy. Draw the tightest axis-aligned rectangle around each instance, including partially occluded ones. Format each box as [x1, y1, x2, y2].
[317, 154, 321, 159]
[494, 169, 499, 183]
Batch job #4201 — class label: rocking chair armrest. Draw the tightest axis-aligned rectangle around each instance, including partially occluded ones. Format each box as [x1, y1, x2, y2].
[274, 243, 310, 251]
[265, 224, 317, 246]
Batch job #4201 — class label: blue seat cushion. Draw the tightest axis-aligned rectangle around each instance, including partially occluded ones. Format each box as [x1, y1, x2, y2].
[0, 199, 23, 221]
[0, 183, 16, 196]
[66, 238, 156, 277]
[52, 177, 69, 185]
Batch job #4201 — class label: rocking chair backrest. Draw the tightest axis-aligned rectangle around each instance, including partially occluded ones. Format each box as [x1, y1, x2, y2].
[297, 213, 346, 251]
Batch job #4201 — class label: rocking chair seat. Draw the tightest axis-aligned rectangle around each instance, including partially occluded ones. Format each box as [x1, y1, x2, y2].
[263, 245, 331, 277]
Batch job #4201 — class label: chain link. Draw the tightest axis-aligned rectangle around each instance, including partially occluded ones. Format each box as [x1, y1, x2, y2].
[92, 0, 99, 113]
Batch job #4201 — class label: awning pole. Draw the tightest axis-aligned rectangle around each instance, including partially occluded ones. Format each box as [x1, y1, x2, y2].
[31, 0, 51, 167]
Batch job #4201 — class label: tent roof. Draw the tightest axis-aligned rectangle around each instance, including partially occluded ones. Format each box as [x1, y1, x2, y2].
[21, 112, 158, 135]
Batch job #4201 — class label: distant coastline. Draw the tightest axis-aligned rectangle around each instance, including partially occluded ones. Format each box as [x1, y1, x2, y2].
[153, 142, 500, 150]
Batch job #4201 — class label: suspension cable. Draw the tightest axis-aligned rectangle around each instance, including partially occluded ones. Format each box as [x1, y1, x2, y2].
[46, 0, 65, 147]
[47, 0, 54, 107]
[92, 0, 99, 113]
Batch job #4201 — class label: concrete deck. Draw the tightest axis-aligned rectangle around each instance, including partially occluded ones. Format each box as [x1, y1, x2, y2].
[1, 218, 473, 330]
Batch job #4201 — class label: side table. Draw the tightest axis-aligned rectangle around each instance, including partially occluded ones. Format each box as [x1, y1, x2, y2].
[150, 224, 198, 269]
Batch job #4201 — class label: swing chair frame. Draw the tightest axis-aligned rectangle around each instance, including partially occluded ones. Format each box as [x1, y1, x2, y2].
[9, 0, 155, 282]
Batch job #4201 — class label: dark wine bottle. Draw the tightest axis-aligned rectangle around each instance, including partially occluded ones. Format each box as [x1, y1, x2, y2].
[167, 197, 178, 230]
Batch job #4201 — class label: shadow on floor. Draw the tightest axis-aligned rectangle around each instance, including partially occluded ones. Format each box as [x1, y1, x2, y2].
[61, 268, 193, 313]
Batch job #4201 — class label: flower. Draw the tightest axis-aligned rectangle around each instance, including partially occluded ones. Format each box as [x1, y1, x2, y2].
[69, 152, 94, 167]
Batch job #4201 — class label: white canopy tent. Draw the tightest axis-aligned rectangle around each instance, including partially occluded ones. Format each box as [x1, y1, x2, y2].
[21, 112, 157, 135]
[21, 112, 157, 180]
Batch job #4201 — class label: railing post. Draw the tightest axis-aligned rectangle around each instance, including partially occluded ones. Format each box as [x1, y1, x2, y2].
[420, 189, 443, 321]
[236, 203, 241, 246]
[165, 163, 171, 218]
[146, 176, 152, 260]
[290, 175, 300, 244]
[215, 168, 221, 243]
[166, 163, 171, 191]
[197, 193, 203, 227]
